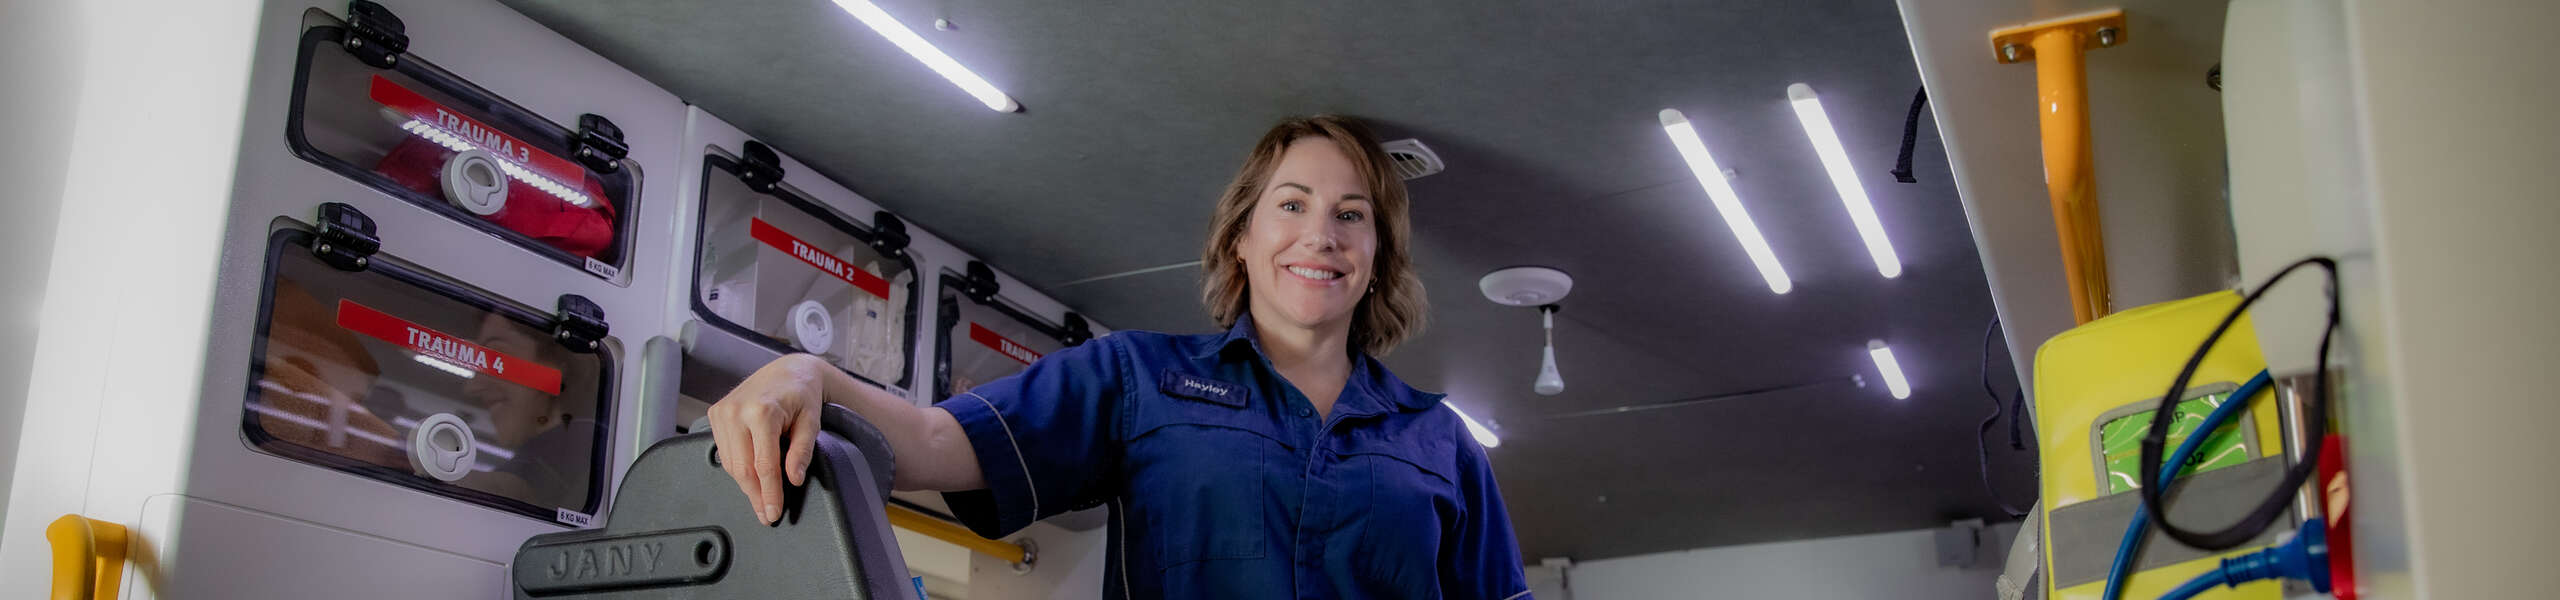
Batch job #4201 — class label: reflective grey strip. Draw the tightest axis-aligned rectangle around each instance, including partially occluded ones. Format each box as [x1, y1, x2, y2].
[1115, 496, 1133, 600]
[1500, 590, 1531, 600]
[961, 392, 1039, 524]
[2046, 456, 2293, 587]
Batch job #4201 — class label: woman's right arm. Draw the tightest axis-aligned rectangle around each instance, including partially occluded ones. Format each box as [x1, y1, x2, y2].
[707, 353, 985, 525]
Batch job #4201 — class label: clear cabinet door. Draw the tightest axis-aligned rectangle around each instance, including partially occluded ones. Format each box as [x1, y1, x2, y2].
[245, 227, 614, 525]
[692, 152, 919, 391]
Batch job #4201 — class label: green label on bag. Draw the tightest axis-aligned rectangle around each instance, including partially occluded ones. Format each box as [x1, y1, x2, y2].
[2097, 393, 2250, 494]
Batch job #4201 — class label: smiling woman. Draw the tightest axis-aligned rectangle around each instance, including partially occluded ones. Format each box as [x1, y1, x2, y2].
[706, 114, 1530, 599]
[1200, 116, 1429, 360]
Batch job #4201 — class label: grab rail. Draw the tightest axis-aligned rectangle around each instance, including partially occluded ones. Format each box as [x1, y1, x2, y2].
[887, 503, 1032, 567]
[1992, 8, 2127, 324]
[46, 514, 129, 600]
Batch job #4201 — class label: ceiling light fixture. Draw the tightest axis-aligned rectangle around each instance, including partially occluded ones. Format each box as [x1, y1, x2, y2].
[1532, 306, 1565, 396]
[1449, 404, 1502, 448]
[831, 0, 1021, 112]
[1481, 266, 1573, 396]
[1660, 109, 1792, 294]
[1867, 339, 1911, 400]
[1788, 84, 1902, 279]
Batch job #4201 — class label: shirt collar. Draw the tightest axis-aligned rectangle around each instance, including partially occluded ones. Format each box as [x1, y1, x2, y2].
[1194, 313, 1445, 414]
[1348, 352, 1448, 414]
[1193, 312, 1265, 360]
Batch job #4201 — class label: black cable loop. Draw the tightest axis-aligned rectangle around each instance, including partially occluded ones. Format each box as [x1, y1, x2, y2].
[1978, 317, 2034, 518]
[2136, 256, 2339, 550]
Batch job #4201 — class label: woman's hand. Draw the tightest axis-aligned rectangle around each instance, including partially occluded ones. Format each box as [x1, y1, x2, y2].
[707, 353, 830, 525]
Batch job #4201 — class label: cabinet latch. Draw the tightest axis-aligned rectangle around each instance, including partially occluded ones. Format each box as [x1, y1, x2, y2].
[572, 114, 629, 174]
[868, 211, 911, 259]
[341, 0, 410, 69]
[736, 141, 787, 194]
[312, 202, 381, 272]
[552, 294, 609, 353]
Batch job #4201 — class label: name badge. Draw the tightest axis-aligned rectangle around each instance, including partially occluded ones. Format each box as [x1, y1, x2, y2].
[1160, 371, 1246, 408]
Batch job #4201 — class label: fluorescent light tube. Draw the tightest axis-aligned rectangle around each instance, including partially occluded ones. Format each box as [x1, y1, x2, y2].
[1867, 339, 1911, 400]
[1660, 108, 1792, 294]
[1788, 84, 1902, 278]
[1449, 404, 1502, 448]
[833, 0, 1022, 112]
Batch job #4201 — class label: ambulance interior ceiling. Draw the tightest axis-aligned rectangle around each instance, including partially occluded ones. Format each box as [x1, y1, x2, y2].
[503, 0, 2022, 561]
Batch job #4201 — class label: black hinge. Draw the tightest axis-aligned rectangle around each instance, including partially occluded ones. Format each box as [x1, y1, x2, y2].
[312, 202, 381, 271]
[341, 1, 410, 69]
[736, 141, 786, 194]
[571, 114, 629, 174]
[552, 294, 609, 353]
[962, 261, 1000, 303]
[1060, 313, 1094, 346]
[868, 211, 911, 258]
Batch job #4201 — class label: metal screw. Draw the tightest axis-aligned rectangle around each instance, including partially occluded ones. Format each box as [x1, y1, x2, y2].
[933, 18, 955, 31]
[2001, 43, 2020, 62]
[384, 55, 397, 67]
[2096, 27, 2119, 48]
[348, 38, 362, 49]
[354, 256, 368, 268]
[316, 243, 332, 254]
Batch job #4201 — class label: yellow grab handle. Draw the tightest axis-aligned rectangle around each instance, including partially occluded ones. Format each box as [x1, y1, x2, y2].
[1992, 8, 2127, 324]
[886, 503, 1030, 566]
[47, 514, 128, 600]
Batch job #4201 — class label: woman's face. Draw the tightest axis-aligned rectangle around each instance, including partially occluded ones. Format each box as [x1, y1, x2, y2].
[1236, 138, 1378, 334]
[463, 313, 556, 448]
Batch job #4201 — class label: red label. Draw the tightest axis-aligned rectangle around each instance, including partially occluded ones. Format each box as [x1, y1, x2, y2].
[969, 323, 1043, 366]
[368, 75, 588, 190]
[334, 299, 564, 395]
[749, 218, 892, 299]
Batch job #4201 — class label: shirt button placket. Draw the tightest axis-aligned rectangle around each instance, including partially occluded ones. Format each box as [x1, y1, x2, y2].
[1297, 441, 1324, 599]
[1301, 408, 1337, 597]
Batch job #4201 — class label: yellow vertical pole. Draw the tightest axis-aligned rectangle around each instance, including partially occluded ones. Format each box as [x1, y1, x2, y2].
[1994, 9, 2126, 324]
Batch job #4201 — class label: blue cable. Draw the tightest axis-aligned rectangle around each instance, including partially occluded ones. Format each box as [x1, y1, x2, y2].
[2101, 370, 2273, 600]
[2156, 518, 2331, 600]
[2157, 572, 2225, 600]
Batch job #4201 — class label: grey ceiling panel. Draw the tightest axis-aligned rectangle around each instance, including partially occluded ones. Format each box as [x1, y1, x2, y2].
[498, 0, 2032, 561]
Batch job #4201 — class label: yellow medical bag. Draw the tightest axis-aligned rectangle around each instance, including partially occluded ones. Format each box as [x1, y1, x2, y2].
[2034, 291, 2293, 600]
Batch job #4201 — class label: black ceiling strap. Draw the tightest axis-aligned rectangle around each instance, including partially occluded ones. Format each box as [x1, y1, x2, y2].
[1892, 87, 1928, 184]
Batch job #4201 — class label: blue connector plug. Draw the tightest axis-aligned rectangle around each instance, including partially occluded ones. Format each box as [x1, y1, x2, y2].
[2159, 519, 2331, 600]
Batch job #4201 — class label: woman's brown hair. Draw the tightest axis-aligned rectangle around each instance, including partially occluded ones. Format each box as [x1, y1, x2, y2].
[1200, 115, 1427, 356]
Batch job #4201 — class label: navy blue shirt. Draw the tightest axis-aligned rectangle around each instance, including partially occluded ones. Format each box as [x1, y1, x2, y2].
[935, 315, 1531, 599]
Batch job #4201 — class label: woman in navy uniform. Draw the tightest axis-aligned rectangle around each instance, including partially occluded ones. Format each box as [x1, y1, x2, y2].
[708, 115, 1532, 599]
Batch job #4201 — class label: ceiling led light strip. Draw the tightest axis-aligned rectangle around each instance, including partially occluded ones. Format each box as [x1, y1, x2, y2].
[833, 0, 1022, 112]
[397, 119, 595, 207]
[1788, 84, 1902, 279]
[1867, 340, 1912, 400]
[1660, 109, 1792, 294]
